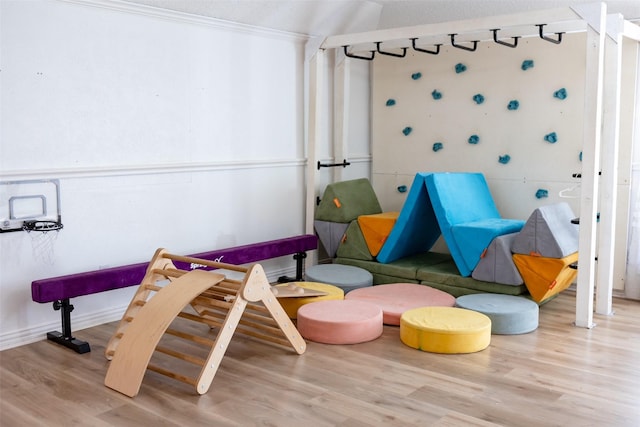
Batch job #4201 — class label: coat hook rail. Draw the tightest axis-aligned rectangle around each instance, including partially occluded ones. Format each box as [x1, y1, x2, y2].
[317, 159, 351, 170]
[411, 38, 441, 55]
[491, 29, 519, 48]
[343, 46, 375, 60]
[449, 33, 478, 51]
[376, 41, 407, 58]
[536, 24, 563, 44]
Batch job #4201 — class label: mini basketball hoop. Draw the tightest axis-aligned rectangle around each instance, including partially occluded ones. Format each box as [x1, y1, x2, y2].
[23, 220, 63, 264]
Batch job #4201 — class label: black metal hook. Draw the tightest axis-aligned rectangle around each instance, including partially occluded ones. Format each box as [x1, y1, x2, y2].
[343, 46, 375, 61]
[449, 34, 478, 52]
[410, 38, 441, 55]
[536, 24, 563, 44]
[375, 42, 407, 58]
[491, 29, 519, 48]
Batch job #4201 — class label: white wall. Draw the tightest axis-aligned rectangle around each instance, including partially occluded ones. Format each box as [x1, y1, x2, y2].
[0, 0, 309, 349]
[371, 34, 587, 221]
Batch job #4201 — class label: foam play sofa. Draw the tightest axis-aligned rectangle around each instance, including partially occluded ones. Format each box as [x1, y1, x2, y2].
[314, 173, 579, 301]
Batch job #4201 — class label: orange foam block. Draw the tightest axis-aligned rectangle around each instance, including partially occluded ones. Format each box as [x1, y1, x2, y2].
[357, 212, 400, 257]
[512, 252, 578, 303]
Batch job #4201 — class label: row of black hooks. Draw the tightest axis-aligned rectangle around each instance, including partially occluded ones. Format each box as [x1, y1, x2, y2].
[343, 24, 564, 61]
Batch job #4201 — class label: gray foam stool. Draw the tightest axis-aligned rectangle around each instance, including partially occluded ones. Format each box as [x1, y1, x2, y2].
[455, 293, 539, 335]
[305, 264, 373, 293]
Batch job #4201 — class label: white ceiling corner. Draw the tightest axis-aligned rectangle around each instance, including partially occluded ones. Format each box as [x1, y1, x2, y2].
[119, 0, 640, 36]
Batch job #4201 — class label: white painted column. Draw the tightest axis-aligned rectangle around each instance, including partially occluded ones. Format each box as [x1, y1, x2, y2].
[332, 53, 351, 183]
[306, 50, 326, 240]
[574, 2, 607, 328]
[595, 14, 624, 315]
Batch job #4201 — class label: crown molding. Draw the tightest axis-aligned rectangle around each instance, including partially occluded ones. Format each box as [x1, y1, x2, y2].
[57, 0, 309, 43]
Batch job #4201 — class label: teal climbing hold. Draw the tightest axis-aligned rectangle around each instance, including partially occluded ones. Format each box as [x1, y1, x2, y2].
[499, 154, 511, 164]
[554, 88, 567, 100]
[455, 63, 467, 73]
[397, 185, 408, 193]
[411, 72, 422, 80]
[433, 142, 443, 152]
[473, 94, 485, 104]
[535, 189, 549, 199]
[544, 132, 558, 143]
[507, 100, 519, 110]
[386, 99, 396, 106]
[579, 151, 583, 161]
[468, 135, 479, 145]
[403, 127, 412, 136]
[521, 59, 534, 71]
[431, 90, 442, 100]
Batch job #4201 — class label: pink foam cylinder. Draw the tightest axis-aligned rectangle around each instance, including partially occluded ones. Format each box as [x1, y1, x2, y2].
[345, 283, 456, 325]
[297, 300, 383, 344]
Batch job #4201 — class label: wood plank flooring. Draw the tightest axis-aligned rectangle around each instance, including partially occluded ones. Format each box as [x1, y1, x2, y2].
[1, 291, 639, 426]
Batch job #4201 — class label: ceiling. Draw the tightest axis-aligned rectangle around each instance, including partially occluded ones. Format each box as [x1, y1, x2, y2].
[123, 0, 640, 36]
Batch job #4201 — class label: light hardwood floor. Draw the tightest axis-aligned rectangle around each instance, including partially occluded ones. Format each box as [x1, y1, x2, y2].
[1, 291, 639, 426]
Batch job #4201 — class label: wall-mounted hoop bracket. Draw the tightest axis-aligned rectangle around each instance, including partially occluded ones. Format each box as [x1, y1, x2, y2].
[376, 41, 407, 58]
[411, 38, 441, 55]
[491, 29, 519, 48]
[449, 33, 478, 51]
[536, 24, 564, 44]
[343, 46, 375, 60]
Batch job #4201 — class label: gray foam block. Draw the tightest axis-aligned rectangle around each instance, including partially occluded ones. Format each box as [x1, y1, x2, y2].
[511, 202, 579, 258]
[314, 220, 349, 258]
[472, 233, 523, 285]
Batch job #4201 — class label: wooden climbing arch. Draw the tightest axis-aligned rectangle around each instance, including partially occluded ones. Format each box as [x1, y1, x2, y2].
[104, 248, 306, 397]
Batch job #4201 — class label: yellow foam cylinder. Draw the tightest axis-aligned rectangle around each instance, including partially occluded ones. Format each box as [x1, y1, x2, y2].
[400, 306, 491, 354]
[512, 252, 578, 303]
[357, 212, 400, 257]
[275, 282, 344, 319]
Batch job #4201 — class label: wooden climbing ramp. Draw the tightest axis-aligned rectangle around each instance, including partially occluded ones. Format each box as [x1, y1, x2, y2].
[104, 248, 306, 397]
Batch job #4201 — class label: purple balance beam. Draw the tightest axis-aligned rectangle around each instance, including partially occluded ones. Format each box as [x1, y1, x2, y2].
[30, 234, 317, 353]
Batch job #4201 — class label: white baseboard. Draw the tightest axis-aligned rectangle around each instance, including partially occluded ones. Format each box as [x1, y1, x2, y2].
[0, 305, 127, 351]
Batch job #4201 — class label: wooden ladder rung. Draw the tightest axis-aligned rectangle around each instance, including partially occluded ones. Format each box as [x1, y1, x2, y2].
[152, 268, 185, 279]
[147, 363, 198, 387]
[144, 283, 163, 292]
[155, 345, 206, 366]
[164, 328, 216, 347]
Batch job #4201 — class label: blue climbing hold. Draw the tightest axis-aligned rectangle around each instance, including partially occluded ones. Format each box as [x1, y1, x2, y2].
[412, 72, 422, 80]
[521, 59, 534, 71]
[535, 189, 549, 199]
[544, 132, 558, 143]
[431, 90, 442, 100]
[579, 151, 583, 161]
[397, 185, 408, 193]
[402, 127, 412, 136]
[468, 135, 480, 145]
[499, 154, 511, 164]
[473, 94, 485, 105]
[386, 99, 396, 106]
[554, 88, 567, 100]
[433, 142, 443, 152]
[455, 63, 467, 74]
[507, 100, 520, 110]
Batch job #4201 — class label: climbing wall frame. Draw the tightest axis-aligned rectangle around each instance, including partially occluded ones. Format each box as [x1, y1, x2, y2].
[308, 3, 615, 328]
[104, 248, 306, 397]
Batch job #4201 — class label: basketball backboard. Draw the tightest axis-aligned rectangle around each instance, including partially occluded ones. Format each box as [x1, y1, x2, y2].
[0, 179, 62, 233]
